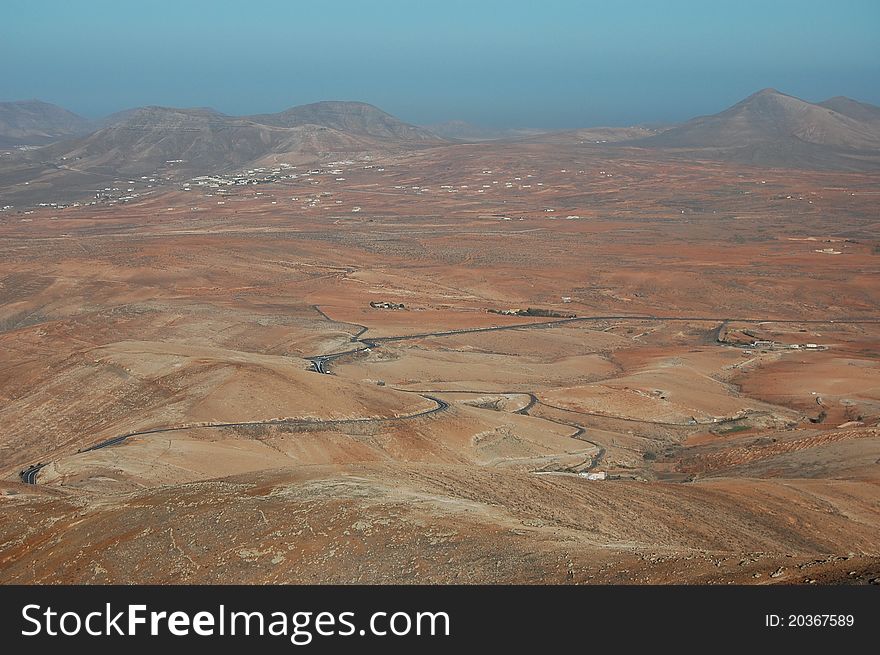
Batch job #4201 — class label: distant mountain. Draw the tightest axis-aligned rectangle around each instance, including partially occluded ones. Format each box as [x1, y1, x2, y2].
[95, 106, 222, 128]
[249, 101, 439, 143]
[5, 91, 880, 205]
[0, 100, 93, 147]
[817, 96, 880, 124]
[635, 89, 880, 170]
[39, 107, 278, 176]
[21, 102, 442, 181]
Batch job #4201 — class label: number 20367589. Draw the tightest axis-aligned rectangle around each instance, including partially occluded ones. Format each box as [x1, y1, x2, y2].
[765, 614, 854, 628]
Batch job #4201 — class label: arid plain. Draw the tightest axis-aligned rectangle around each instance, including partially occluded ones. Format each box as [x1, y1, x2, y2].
[1, 138, 879, 584]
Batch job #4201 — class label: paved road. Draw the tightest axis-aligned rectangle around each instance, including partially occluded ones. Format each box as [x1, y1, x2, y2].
[18, 463, 46, 484]
[19, 307, 879, 483]
[79, 394, 448, 451]
[301, 305, 880, 471]
[390, 387, 606, 472]
[18, 395, 448, 484]
[304, 306, 880, 374]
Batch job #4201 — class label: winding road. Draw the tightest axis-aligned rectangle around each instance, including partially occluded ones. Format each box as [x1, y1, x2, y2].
[304, 308, 880, 375]
[380, 388, 605, 472]
[18, 464, 46, 485]
[18, 396, 448, 484]
[18, 306, 879, 483]
[295, 307, 880, 475]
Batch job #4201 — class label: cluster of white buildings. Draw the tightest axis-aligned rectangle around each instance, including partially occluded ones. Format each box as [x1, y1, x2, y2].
[188, 163, 299, 189]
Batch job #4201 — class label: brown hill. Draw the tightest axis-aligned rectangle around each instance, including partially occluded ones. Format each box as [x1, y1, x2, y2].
[36, 106, 395, 177]
[0, 102, 445, 203]
[0, 100, 93, 147]
[818, 96, 880, 123]
[248, 100, 440, 143]
[636, 89, 880, 170]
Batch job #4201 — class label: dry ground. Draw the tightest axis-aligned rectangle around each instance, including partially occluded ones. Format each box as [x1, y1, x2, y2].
[1, 142, 878, 583]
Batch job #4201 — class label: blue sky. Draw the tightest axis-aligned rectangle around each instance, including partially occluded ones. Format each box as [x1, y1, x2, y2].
[2, 0, 878, 127]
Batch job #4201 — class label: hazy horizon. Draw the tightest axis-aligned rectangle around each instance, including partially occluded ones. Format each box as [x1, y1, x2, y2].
[2, 0, 879, 129]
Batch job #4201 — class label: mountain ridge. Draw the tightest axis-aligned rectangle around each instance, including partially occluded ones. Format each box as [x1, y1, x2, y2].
[248, 100, 439, 142]
[26, 101, 445, 179]
[632, 88, 880, 170]
[0, 100, 93, 147]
